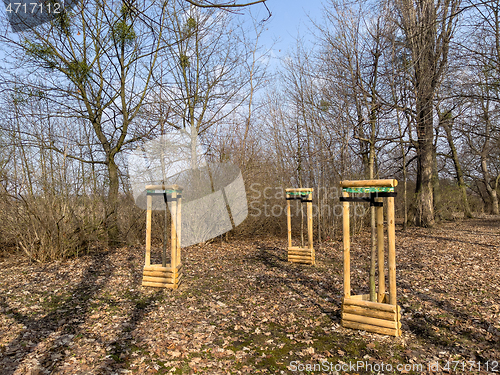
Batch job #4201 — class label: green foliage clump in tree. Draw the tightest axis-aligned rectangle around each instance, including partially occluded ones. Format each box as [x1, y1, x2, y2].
[54, 6, 71, 35]
[180, 53, 190, 69]
[112, 1, 137, 47]
[67, 59, 91, 83]
[22, 40, 58, 69]
[113, 21, 136, 47]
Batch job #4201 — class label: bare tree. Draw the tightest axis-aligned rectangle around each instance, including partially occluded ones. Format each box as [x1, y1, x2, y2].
[0, 0, 180, 245]
[395, 0, 461, 226]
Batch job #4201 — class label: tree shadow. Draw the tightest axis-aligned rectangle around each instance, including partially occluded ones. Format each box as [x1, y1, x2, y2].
[250, 243, 342, 322]
[0, 249, 164, 374]
[416, 233, 498, 248]
[397, 279, 499, 359]
[0, 251, 112, 374]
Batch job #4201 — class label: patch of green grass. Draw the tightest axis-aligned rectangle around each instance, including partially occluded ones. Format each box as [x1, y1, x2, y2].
[41, 292, 73, 311]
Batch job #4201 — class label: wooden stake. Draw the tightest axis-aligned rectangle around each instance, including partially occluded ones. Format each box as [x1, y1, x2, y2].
[287, 198, 292, 248]
[376, 198, 385, 303]
[343, 191, 350, 298]
[145, 194, 152, 267]
[162, 204, 168, 267]
[387, 196, 397, 305]
[171, 191, 177, 270]
[307, 195, 313, 250]
[176, 192, 182, 266]
[370, 204, 376, 302]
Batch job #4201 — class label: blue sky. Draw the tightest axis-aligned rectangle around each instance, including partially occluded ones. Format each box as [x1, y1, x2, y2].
[0, 0, 325, 74]
[246, 0, 323, 66]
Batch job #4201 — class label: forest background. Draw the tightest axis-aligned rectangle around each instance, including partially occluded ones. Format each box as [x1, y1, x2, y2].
[0, 0, 499, 261]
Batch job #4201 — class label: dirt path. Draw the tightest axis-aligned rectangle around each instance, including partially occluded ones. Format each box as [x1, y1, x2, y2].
[0, 217, 499, 374]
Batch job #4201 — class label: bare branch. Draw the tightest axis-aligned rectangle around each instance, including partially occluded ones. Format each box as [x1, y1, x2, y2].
[183, 0, 266, 8]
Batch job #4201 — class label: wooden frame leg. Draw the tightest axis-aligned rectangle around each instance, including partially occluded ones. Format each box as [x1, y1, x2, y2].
[307, 198, 313, 250]
[176, 194, 181, 266]
[387, 196, 396, 305]
[287, 199, 292, 249]
[342, 191, 350, 298]
[307, 195, 314, 265]
[171, 191, 177, 270]
[145, 194, 152, 267]
[376, 198, 385, 302]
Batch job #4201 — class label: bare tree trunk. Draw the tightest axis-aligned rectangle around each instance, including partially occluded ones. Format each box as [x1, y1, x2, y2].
[397, 111, 409, 230]
[396, 0, 460, 227]
[481, 159, 500, 215]
[106, 156, 120, 247]
[440, 112, 473, 218]
[479, 98, 499, 215]
[432, 129, 440, 216]
[415, 90, 436, 227]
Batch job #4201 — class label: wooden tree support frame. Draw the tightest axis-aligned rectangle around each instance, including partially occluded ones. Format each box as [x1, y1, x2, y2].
[143, 184, 183, 289]
[285, 188, 314, 265]
[339, 179, 401, 336]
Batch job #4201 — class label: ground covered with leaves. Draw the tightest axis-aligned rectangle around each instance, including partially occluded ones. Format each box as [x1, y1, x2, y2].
[0, 217, 499, 374]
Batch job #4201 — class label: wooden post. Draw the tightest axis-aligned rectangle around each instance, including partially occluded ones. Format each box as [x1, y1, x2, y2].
[176, 192, 182, 266]
[376, 198, 385, 303]
[307, 192, 314, 265]
[342, 191, 350, 298]
[162, 207, 168, 267]
[287, 199, 292, 248]
[145, 194, 152, 266]
[171, 191, 177, 270]
[307, 194, 313, 250]
[387, 196, 396, 305]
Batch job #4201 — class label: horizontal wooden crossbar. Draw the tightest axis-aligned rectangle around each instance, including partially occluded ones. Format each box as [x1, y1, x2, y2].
[144, 264, 183, 272]
[142, 280, 182, 289]
[342, 313, 401, 329]
[146, 191, 183, 199]
[142, 275, 181, 283]
[145, 184, 182, 191]
[288, 250, 314, 256]
[342, 320, 400, 337]
[288, 258, 314, 264]
[343, 305, 400, 321]
[143, 270, 180, 278]
[343, 297, 397, 312]
[288, 246, 310, 251]
[340, 179, 398, 188]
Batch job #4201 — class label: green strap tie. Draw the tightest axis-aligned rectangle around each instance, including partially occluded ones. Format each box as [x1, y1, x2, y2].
[343, 187, 394, 193]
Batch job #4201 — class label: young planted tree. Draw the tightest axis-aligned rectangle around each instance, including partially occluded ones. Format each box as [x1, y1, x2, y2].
[318, 0, 396, 301]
